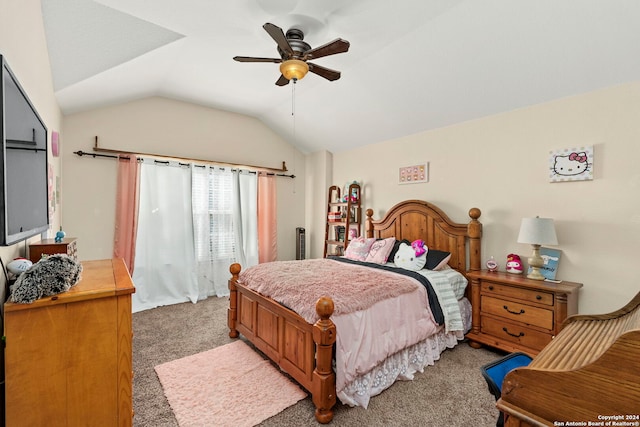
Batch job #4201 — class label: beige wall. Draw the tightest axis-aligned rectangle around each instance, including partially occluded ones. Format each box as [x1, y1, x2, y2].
[305, 150, 333, 259]
[0, 0, 63, 302]
[333, 82, 640, 314]
[62, 96, 306, 262]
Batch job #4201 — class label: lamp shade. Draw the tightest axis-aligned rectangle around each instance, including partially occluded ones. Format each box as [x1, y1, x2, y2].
[517, 217, 558, 245]
[280, 59, 309, 81]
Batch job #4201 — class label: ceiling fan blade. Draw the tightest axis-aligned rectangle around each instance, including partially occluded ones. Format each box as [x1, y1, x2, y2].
[275, 74, 290, 86]
[233, 56, 282, 63]
[303, 38, 350, 60]
[308, 63, 341, 81]
[263, 23, 293, 59]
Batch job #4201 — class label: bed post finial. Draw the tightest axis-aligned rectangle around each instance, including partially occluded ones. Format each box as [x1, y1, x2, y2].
[228, 263, 242, 338]
[467, 208, 482, 271]
[366, 209, 374, 238]
[312, 296, 336, 423]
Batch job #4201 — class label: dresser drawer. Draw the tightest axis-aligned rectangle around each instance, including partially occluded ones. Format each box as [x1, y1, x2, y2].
[481, 281, 553, 305]
[481, 295, 554, 330]
[481, 316, 553, 351]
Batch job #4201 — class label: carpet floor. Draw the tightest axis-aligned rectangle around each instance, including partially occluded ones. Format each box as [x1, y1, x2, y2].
[133, 295, 504, 426]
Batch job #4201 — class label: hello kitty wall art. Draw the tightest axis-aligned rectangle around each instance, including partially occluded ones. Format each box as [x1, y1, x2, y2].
[549, 146, 593, 182]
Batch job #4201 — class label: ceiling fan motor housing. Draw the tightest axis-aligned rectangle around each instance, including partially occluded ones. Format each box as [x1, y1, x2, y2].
[278, 28, 311, 59]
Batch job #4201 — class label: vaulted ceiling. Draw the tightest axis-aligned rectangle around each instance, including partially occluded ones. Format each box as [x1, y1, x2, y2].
[41, 0, 640, 153]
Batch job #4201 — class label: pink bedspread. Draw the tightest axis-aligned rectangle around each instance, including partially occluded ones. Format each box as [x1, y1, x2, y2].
[238, 258, 461, 408]
[238, 258, 419, 323]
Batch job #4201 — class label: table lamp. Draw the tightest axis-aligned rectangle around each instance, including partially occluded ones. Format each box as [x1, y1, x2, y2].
[517, 217, 558, 280]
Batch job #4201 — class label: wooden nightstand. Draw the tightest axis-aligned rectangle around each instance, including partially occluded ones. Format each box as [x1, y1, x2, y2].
[465, 270, 582, 356]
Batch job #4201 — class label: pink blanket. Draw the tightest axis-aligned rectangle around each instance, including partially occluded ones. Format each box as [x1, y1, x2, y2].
[238, 259, 419, 323]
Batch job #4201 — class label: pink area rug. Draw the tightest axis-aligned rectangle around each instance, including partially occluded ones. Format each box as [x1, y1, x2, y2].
[155, 340, 307, 427]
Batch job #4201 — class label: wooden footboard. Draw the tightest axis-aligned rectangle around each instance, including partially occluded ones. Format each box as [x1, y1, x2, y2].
[228, 263, 337, 423]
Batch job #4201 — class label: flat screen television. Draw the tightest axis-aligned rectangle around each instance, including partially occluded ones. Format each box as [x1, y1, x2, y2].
[0, 54, 49, 246]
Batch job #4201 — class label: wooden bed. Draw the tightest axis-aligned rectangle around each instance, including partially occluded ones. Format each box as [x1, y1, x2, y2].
[227, 200, 482, 423]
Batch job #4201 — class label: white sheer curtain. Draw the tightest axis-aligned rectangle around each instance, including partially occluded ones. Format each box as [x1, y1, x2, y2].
[132, 160, 198, 312]
[232, 170, 258, 269]
[132, 162, 260, 312]
[192, 166, 236, 298]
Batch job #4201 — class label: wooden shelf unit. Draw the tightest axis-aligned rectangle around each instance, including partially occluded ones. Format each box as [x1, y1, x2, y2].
[323, 183, 361, 257]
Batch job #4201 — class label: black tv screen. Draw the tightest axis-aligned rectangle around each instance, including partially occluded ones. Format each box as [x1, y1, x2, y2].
[0, 54, 49, 246]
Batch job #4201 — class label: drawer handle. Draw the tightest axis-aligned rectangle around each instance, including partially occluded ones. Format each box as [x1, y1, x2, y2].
[503, 305, 525, 315]
[488, 285, 494, 290]
[503, 327, 525, 338]
[536, 295, 542, 300]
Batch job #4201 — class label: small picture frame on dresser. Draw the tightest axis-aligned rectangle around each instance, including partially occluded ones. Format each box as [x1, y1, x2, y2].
[528, 247, 561, 280]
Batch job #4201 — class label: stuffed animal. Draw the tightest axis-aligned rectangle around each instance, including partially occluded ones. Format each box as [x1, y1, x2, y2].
[394, 241, 427, 271]
[506, 253, 523, 274]
[6, 257, 33, 276]
[411, 239, 427, 257]
[10, 254, 82, 304]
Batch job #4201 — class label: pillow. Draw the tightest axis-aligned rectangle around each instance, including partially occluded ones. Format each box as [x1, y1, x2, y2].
[344, 237, 376, 261]
[388, 239, 410, 262]
[393, 242, 427, 271]
[389, 239, 451, 270]
[365, 237, 395, 264]
[437, 266, 469, 299]
[426, 249, 452, 271]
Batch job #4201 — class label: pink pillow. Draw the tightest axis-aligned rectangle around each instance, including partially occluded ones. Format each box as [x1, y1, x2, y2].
[344, 237, 376, 261]
[365, 237, 395, 264]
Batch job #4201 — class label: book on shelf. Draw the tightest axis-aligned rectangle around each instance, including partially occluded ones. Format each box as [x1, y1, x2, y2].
[335, 226, 345, 242]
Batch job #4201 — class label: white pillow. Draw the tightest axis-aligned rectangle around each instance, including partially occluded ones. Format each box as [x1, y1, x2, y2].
[393, 242, 427, 271]
[437, 266, 469, 299]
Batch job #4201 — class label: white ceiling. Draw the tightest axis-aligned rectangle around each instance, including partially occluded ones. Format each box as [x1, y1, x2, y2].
[41, 0, 640, 154]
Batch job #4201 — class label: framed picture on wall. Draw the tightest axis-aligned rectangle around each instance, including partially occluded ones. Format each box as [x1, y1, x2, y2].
[549, 146, 593, 182]
[399, 163, 428, 184]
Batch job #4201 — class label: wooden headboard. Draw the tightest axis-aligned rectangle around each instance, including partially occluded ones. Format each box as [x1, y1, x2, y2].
[365, 200, 482, 272]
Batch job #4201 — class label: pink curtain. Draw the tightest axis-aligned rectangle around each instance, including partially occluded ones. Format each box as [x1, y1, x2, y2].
[258, 174, 277, 263]
[113, 156, 140, 273]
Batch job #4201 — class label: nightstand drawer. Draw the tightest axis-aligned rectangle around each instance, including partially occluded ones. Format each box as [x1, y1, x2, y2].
[481, 295, 554, 330]
[481, 317, 552, 351]
[481, 281, 553, 305]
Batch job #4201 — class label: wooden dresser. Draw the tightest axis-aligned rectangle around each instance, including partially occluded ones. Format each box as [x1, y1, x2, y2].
[4, 258, 135, 427]
[466, 270, 582, 356]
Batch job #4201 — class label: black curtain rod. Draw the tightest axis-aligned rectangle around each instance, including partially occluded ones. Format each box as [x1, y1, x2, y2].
[74, 150, 131, 160]
[73, 150, 295, 178]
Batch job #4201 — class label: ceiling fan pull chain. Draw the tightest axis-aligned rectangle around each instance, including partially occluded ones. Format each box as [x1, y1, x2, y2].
[291, 80, 296, 116]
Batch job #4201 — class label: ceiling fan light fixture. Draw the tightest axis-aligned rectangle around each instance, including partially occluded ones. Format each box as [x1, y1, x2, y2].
[280, 59, 309, 81]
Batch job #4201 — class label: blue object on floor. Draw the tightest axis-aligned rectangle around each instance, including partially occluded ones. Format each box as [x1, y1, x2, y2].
[480, 352, 533, 427]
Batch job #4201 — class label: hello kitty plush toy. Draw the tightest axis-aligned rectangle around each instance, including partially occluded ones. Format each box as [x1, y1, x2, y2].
[411, 239, 427, 257]
[506, 253, 523, 274]
[394, 240, 427, 271]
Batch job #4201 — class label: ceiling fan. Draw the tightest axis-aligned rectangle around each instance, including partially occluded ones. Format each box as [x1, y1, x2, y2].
[233, 23, 350, 86]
